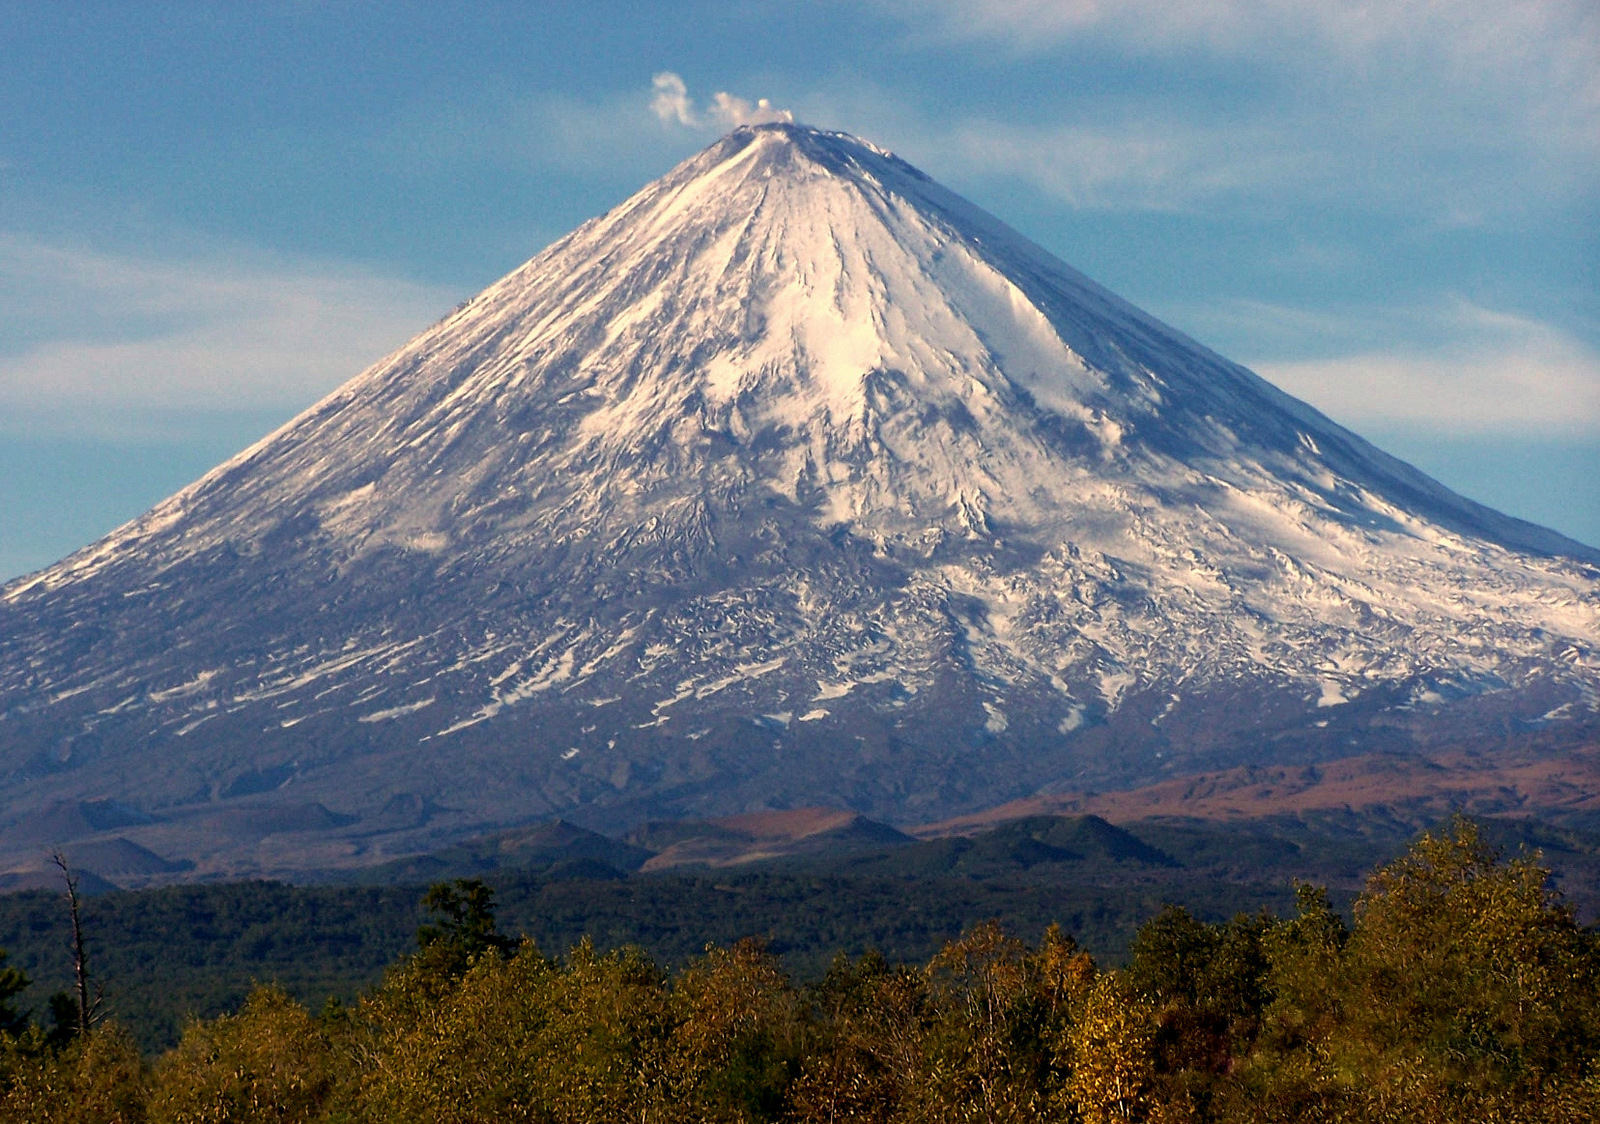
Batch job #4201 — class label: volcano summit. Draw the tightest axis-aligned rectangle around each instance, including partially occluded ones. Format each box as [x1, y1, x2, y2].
[3, 124, 1597, 877]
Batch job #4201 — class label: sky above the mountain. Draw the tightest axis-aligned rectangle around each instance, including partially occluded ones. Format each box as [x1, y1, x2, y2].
[1, 1, 1596, 578]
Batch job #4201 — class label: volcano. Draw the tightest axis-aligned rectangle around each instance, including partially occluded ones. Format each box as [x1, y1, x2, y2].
[3, 124, 1597, 877]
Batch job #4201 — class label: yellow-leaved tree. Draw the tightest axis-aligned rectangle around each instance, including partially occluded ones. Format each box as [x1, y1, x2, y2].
[146, 985, 334, 1124]
[905, 921, 1050, 1124]
[0, 1023, 146, 1124]
[1066, 973, 1156, 1124]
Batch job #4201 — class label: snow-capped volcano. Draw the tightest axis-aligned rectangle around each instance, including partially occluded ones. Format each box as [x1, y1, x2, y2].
[3, 124, 1596, 876]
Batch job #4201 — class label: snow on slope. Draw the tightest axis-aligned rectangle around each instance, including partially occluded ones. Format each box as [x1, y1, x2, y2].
[1, 125, 1596, 856]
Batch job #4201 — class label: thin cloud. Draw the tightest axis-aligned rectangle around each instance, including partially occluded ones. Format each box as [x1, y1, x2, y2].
[0, 236, 457, 437]
[863, 1, 1598, 216]
[783, 92, 1328, 215]
[1243, 301, 1600, 436]
[374, 86, 693, 181]
[937, 117, 1311, 211]
[884, 0, 1600, 79]
[381, 76, 793, 188]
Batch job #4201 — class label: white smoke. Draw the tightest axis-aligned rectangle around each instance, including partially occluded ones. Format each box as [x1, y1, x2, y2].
[650, 72, 696, 126]
[708, 92, 793, 127]
[650, 71, 794, 130]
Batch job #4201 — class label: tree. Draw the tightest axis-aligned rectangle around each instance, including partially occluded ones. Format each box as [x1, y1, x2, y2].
[1226, 885, 1358, 1122]
[670, 938, 803, 1122]
[1125, 902, 1272, 1110]
[355, 939, 678, 1124]
[909, 921, 1051, 1122]
[1126, 907, 1216, 1012]
[1067, 974, 1156, 1123]
[1235, 818, 1600, 1121]
[413, 878, 516, 978]
[790, 949, 909, 1123]
[146, 985, 334, 1124]
[0, 948, 29, 1040]
[53, 853, 103, 1038]
[1258, 882, 1347, 1054]
[0, 1022, 147, 1124]
[1341, 816, 1600, 1091]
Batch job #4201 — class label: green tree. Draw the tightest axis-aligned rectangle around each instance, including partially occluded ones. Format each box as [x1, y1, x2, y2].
[146, 985, 334, 1124]
[1257, 883, 1348, 1055]
[669, 938, 803, 1122]
[1124, 904, 1272, 1117]
[415, 879, 515, 964]
[790, 949, 910, 1123]
[353, 938, 687, 1124]
[0, 949, 29, 1040]
[1233, 818, 1600, 1122]
[1341, 817, 1600, 1097]
[1224, 885, 1359, 1123]
[1127, 905, 1272, 1033]
[906, 921, 1051, 1123]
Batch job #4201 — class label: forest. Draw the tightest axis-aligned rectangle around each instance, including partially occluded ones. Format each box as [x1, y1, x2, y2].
[1, 817, 1598, 1122]
[0, 811, 1413, 1051]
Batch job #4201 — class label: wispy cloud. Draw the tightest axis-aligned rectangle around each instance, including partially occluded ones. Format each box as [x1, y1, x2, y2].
[858, 1, 1599, 217]
[786, 90, 1320, 214]
[367, 74, 794, 209]
[0, 236, 458, 438]
[1235, 300, 1600, 436]
[884, 0, 1599, 83]
[372, 86, 687, 181]
[935, 117, 1310, 211]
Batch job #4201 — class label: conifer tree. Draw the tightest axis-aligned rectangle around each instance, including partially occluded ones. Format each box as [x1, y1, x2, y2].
[413, 877, 517, 980]
[0, 949, 29, 1041]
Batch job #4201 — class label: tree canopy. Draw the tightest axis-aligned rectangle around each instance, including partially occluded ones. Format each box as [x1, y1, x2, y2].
[2, 816, 1598, 1122]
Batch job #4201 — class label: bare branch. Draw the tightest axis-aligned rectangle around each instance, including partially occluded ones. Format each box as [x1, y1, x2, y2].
[51, 851, 99, 1037]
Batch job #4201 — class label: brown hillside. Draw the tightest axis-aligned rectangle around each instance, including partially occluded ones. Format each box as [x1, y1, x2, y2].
[915, 745, 1600, 837]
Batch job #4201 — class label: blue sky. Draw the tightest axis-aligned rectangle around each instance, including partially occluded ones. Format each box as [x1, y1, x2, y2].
[2, 0, 1596, 579]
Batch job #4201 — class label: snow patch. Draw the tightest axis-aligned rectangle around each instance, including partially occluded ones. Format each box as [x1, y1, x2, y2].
[359, 697, 436, 723]
[983, 702, 1008, 733]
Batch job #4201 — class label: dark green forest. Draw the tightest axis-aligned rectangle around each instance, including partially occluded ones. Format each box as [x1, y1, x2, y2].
[3, 816, 1600, 1121]
[3, 812, 1599, 1054]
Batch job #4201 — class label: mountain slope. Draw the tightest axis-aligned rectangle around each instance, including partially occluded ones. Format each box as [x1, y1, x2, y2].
[2, 124, 1596, 877]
